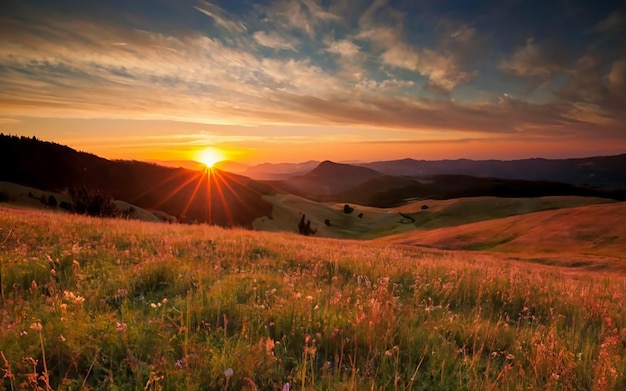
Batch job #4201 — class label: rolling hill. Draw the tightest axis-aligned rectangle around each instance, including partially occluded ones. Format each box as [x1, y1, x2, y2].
[381, 202, 626, 270]
[254, 194, 615, 239]
[328, 174, 626, 207]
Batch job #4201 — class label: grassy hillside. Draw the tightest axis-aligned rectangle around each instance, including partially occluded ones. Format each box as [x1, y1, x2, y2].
[1, 206, 625, 390]
[253, 194, 412, 239]
[383, 202, 626, 271]
[255, 194, 613, 240]
[0, 181, 171, 223]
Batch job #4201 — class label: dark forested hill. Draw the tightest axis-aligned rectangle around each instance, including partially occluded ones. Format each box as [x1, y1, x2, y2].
[0, 135, 273, 227]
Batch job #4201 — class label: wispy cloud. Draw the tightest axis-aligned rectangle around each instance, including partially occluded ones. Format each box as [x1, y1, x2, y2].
[194, 1, 247, 33]
[253, 31, 298, 51]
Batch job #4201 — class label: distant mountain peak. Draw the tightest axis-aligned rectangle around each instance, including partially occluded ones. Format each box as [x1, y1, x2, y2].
[308, 160, 381, 177]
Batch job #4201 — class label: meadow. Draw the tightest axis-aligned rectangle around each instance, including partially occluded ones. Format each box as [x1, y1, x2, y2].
[1, 205, 625, 390]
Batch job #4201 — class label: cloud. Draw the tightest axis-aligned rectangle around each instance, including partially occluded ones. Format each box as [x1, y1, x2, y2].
[499, 38, 562, 78]
[356, 8, 481, 93]
[194, 1, 247, 33]
[557, 55, 626, 116]
[608, 58, 626, 98]
[261, 0, 340, 39]
[0, 0, 623, 144]
[593, 9, 625, 33]
[253, 31, 297, 51]
[325, 39, 361, 59]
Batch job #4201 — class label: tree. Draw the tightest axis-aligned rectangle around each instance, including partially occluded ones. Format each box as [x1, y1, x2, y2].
[47, 195, 58, 208]
[298, 214, 306, 234]
[297, 213, 317, 235]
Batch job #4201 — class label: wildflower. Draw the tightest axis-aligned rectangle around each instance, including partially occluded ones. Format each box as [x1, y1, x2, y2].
[29, 322, 42, 331]
[551, 373, 560, 380]
[63, 290, 85, 304]
[282, 382, 290, 391]
[58, 335, 66, 342]
[175, 357, 187, 369]
[150, 303, 158, 309]
[305, 295, 313, 301]
[224, 368, 233, 378]
[116, 321, 127, 333]
[506, 354, 515, 360]
[115, 289, 128, 298]
[161, 298, 168, 304]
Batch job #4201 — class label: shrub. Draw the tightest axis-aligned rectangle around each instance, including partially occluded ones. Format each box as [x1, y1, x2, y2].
[0, 191, 9, 202]
[69, 186, 119, 217]
[324, 219, 331, 226]
[343, 204, 354, 214]
[421, 204, 429, 210]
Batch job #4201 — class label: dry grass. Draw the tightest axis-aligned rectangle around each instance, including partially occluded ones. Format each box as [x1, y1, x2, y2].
[0, 205, 625, 390]
[382, 202, 626, 271]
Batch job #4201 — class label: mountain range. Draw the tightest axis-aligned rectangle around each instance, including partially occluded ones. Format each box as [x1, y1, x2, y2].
[2, 134, 626, 227]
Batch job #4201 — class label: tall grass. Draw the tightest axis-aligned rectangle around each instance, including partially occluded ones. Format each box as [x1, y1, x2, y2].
[0, 206, 625, 390]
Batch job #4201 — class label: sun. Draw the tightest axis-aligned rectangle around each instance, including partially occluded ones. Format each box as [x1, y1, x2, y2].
[195, 147, 225, 168]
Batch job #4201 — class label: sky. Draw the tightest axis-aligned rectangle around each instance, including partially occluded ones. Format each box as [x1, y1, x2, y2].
[0, 0, 625, 165]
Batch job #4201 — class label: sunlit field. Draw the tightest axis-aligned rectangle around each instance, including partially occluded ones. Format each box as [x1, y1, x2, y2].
[1, 205, 625, 390]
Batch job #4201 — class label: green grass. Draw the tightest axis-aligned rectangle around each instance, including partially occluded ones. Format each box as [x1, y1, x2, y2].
[1, 205, 626, 390]
[254, 194, 613, 240]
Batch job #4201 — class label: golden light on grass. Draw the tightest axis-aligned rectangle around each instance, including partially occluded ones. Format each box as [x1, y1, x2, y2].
[195, 147, 225, 168]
